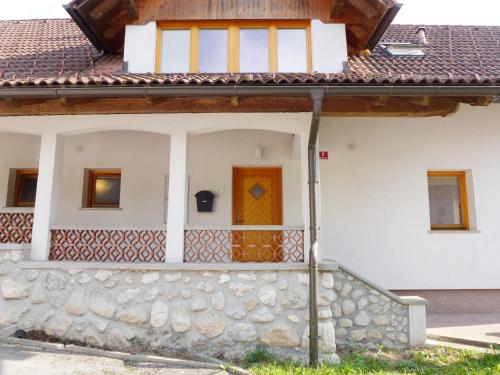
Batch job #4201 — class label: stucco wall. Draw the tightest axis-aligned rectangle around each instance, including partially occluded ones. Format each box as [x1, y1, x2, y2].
[319, 104, 500, 290]
[0, 133, 40, 209]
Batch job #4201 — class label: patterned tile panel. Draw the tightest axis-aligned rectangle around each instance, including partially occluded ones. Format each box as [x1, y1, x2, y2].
[0, 213, 33, 244]
[49, 229, 166, 262]
[184, 229, 304, 263]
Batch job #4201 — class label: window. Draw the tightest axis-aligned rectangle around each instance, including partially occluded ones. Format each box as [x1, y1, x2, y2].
[160, 29, 191, 72]
[157, 21, 311, 74]
[10, 169, 38, 207]
[84, 169, 121, 208]
[428, 171, 469, 230]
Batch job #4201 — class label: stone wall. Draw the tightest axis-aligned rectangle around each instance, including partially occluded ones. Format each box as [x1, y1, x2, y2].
[0, 248, 422, 362]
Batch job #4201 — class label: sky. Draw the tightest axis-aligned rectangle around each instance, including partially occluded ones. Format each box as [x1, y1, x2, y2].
[0, 0, 499, 25]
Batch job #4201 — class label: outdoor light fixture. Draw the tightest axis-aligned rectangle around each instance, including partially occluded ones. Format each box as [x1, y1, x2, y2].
[254, 146, 263, 162]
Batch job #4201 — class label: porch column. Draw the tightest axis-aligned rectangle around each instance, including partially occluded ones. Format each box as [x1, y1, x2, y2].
[165, 129, 188, 263]
[31, 131, 64, 261]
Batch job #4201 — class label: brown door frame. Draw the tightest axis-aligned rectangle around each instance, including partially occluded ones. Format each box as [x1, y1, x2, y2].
[232, 166, 283, 226]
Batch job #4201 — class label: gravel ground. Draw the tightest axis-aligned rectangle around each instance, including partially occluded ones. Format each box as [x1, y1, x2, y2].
[0, 343, 229, 375]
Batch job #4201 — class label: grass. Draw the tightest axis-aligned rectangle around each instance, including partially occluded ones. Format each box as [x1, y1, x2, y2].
[245, 345, 500, 374]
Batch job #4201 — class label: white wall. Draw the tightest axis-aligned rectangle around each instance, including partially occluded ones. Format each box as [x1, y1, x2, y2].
[311, 21, 347, 73]
[319, 104, 500, 290]
[0, 133, 40, 208]
[187, 130, 303, 226]
[56, 131, 170, 228]
[124, 21, 157, 73]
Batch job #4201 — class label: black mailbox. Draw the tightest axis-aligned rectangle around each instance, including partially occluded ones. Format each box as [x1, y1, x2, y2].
[195, 190, 215, 212]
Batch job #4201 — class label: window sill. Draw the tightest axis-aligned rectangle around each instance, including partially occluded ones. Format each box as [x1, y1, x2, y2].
[78, 207, 122, 211]
[428, 230, 480, 234]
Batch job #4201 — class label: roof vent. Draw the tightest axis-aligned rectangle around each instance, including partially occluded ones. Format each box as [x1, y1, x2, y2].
[416, 27, 428, 46]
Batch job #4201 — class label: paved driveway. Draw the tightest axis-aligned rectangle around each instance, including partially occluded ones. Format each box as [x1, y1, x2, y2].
[427, 313, 500, 346]
[0, 343, 229, 375]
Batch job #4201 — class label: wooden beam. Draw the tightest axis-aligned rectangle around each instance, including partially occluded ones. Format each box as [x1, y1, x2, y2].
[331, 0, 346, 18]
[121, 0, 138, 19]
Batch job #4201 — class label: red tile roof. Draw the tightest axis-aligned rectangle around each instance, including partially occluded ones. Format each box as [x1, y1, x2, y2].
[0, 19, 499, 88]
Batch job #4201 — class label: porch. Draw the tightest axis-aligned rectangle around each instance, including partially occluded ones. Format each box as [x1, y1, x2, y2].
[0, 113, 311, 264]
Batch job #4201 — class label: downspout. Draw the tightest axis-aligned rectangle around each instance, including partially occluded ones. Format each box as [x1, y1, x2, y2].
[308, 89, 325, 368]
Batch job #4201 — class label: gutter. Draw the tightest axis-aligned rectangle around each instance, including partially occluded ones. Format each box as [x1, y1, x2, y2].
[0, 85, 499, 99]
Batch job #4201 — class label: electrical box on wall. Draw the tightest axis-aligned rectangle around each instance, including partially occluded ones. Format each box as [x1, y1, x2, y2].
[195, 190, 215, 212]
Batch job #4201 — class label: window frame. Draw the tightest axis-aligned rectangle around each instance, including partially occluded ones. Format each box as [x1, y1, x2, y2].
[85, 169, 122, 209]
[156, 20, 312, 74]
[427, 171, 469, 231]
[12, 169, 38, 208]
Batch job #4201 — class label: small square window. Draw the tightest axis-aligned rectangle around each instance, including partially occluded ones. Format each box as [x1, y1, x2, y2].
[85, 169, 121, 208]
[10, 169, 38, 207]
[428, 171, 469, 230]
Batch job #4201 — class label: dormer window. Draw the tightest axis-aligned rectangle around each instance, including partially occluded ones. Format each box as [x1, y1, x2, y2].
[156, 21, 311, 74]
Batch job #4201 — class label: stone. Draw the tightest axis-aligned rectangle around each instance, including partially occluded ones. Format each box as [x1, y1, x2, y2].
[181, 290, 192, 299]
[321, 273, 334, 289]
[0, 265, 11, 276]
[278, 280, 288, 290]
[65, 287, 86, 316]
[367, 329, 383, 340]
[116, 305, 148, 325]
[237, 272, 256, 281]
[164, 272, 182, 282]
[318, 307, 333, 319]
[351, 329, 367, 342]
[190, 298, 208, 312]
[297, 272, 309, 285]
[229, 282, 255, 297]
[1, 278, 28, 299]
[196, 313, 226, 339]
[184, 276, 192, 283]
[352, 289, 365, 299]
[211, 291, 225, 311]
[67, 269, 83, 275]
[196, 281, 215, 293]
[339, 319, 353, 328]
[262, 324, 300, 348]
[48, 291, 66, 308]
[83, 328, 105, 347]
[302, 321, 336, 354]
[228, 323, 257, 342]
[125, 276, 134, 284]
[107, 328, 131, 348]
[280, 288, 308, 309]
[144, 286, 163, 302]
[398, 333, 408, 344]
[31, 280, 47, 304]
[167, 290, 179, 301]
[171, 305, 191, 333]
[44, 317, 73, 337]
[94, 270, 114, 282]
[369, 304, 382, 314]
[0, 304, 29, 325]
[262, 272, 278, 282]
[373, 315, 389, 326]
[257, 286, 277, 306]
[318, 291, 337, 306]
[354, 311, 371, 326]
[45, 272, 67, 290]
[142, 272, 159, 285]
[244, 298, 258, 311]
[336, 328, 347, 337]
[117, 288, 141, 304]
[89, 291, 116, 319]
[24, 269, 39, 282]
[342, 300, 356, 315]
[150, 301, 169, 328]
[75, 272, 92, 284]
[288, 314, 300, 323]
[105, 279, 119, 288]
[369, 295, 380, 303]
[89, 317, 108, 333]
[251, 307, 275, 323]
[225, 306, 246, 320]
[341, 283, 353, 297]
[200, 271, 213, 277]
[218, 274, 231, 284]
[331, 303, 342, 318]
[357, 298, 368, 309]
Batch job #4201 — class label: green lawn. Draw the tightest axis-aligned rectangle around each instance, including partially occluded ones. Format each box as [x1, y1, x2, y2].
[245, 346, 500, 375]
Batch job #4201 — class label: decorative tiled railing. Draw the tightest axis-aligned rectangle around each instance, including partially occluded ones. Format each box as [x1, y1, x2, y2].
[0, 211, 34, 244]
[184, 226, 304, 263]
[49, 227, 166, 262]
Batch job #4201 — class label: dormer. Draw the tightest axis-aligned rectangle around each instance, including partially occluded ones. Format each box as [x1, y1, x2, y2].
[65, 0, 401, 74]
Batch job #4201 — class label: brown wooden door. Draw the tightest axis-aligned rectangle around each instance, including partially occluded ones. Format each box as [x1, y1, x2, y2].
[232, 167, 283, 262]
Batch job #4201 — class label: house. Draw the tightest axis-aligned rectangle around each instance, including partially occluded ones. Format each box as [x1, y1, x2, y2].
[0, 0, 499, 364]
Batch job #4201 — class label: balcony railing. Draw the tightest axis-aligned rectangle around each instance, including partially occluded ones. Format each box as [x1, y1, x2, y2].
[184, 225, 304, 263]
[0, 210, 33, 244]
[49, 226, 166, 262]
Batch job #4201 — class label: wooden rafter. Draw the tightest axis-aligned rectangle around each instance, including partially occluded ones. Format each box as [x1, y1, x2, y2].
[121, 0, 138, 19]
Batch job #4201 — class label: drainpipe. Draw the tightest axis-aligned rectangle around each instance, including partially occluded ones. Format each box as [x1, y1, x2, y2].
[308, 89, 325, 368]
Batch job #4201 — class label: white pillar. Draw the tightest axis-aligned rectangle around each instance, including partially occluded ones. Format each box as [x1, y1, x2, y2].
[299, 125, 312, 263]
[165, 129, 188, 263]
[31, 132, 64, 261]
